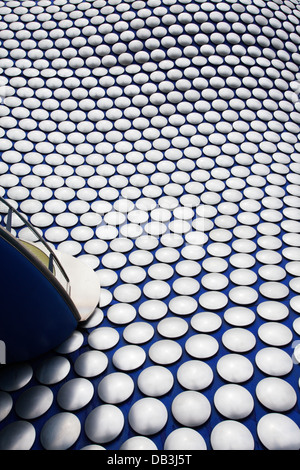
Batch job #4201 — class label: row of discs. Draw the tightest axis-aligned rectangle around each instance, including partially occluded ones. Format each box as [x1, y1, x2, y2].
[0, 0, 300, 452]
[0, 345, 299, 450]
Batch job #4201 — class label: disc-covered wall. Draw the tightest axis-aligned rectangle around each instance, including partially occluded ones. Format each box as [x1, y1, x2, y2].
[0, 0, 300, 451]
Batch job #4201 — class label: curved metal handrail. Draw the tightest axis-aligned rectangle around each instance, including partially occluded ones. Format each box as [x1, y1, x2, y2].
[0, 196, 71, 295]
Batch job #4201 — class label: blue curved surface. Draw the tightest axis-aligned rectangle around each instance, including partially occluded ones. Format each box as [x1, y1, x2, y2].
[0, 0, 299, 452]
[0, 232, 78, 363]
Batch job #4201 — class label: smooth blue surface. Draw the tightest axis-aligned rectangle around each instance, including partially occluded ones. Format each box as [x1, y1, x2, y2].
[0, 234, 78, 363]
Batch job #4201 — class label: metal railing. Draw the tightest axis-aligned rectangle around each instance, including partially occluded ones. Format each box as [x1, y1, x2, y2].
[0, 196, 71, 296]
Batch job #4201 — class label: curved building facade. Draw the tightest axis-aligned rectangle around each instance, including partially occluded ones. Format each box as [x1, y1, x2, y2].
[0, 0, 299, 451]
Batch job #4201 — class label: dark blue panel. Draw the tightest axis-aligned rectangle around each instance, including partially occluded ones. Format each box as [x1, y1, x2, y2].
[0, 235, 77, 363]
